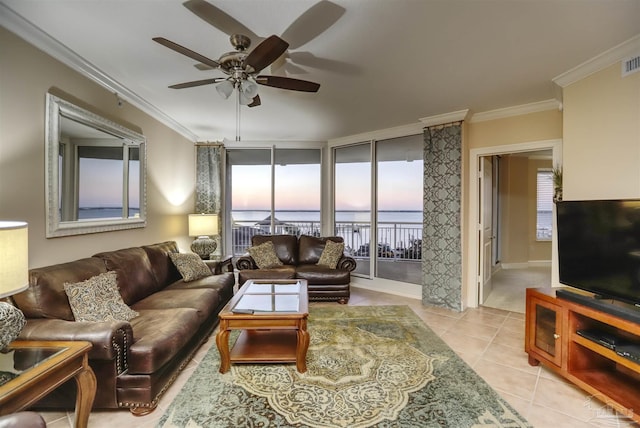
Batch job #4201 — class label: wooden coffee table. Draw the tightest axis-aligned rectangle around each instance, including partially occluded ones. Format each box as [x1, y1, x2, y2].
[216, 279, 309, 374]
[0, 340, 96, 428]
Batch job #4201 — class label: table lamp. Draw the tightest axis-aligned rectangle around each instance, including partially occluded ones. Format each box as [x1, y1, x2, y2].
[188, 214, 219, 259]
[0, 221, 29, 351]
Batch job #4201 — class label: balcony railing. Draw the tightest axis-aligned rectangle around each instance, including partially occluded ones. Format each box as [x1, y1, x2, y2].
[231, 219, 422, 261]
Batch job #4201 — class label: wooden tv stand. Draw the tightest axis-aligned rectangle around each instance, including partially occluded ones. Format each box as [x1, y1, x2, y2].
[526, 287, 640, 423]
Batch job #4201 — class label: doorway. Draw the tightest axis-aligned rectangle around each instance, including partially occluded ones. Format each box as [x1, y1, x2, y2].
[467, 140, 562, 311]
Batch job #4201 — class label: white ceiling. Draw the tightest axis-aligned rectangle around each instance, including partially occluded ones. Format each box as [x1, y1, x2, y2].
[1, 0, 639, 142]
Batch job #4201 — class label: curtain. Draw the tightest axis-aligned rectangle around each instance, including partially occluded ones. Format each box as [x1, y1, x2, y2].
[195, 144, 224, 249]
[422, 122, 463, 311]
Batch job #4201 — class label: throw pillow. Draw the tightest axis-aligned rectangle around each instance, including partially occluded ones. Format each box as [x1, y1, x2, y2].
[248, 241, 283, 269]
[169, 252, 212, 282]
[317, 240, 345, 269]
[63, 271, 139, 322]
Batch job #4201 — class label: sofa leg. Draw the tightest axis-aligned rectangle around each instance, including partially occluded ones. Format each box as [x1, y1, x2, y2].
[338, 298, 348, 305]
[130, 404, 156, 416]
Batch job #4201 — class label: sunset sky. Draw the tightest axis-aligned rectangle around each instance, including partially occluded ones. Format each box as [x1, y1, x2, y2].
[232, 160, 422, 211]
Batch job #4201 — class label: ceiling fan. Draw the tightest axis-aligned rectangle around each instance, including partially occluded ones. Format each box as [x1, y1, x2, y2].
[153, 31, 320, 108]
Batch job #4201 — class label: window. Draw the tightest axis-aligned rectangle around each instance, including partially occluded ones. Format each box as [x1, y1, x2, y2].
[536, 169, 553, 240]
[227, 148, 321, 255]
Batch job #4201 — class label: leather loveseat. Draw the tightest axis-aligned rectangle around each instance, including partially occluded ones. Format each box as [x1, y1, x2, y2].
[236, 235, 356, 303]
[11, 241, 234, 415]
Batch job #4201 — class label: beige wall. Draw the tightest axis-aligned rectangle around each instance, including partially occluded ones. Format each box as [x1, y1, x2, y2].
[563, 62, 640, 200]
[496, 156, 552, 265]
[0, 28, 196, 268]
[468, 109, 563, 149]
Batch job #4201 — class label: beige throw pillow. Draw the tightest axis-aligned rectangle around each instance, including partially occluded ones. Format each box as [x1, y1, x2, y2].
[64, 271, 139, 322]
[169, 252, 212, 282]
[317, 240, 345, 269]
[248, 241, 283, 269]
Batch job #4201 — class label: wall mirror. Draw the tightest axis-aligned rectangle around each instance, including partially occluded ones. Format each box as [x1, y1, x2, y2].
[45, 93, 146, 237]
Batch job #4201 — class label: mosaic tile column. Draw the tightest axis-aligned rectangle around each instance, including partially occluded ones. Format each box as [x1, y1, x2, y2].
[422, 123, 462, 311]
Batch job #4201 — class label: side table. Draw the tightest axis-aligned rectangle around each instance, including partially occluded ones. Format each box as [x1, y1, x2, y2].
[0, 340, 96, 428]
[205, 255, 234, 274]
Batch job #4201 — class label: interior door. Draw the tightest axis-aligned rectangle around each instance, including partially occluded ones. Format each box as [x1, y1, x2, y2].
[479, 156, 494, 303]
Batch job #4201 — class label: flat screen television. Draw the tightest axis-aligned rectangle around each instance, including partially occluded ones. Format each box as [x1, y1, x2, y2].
[557, 199, 640, 307]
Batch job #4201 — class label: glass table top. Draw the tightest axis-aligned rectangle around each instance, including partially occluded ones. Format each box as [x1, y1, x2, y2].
[0, 347, 66, 387]
[233, 281, 303, 313]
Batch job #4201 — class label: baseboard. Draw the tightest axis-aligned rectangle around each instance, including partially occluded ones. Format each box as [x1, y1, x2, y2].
[501, 261, 551, 269]
[351, 277, 422, 300]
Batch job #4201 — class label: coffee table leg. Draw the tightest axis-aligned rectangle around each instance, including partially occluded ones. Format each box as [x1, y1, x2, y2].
[73, 360, 96, 428]
[296, 319, 310, 373]
[216, 320, 231, 373]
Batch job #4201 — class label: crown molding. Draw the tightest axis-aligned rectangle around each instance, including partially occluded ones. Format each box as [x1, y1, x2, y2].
[419, 109, 470, 127]
[552, 34, 640, 88]
[0, 3, 199, 142]
[328, 122, 424, 146]
[470, 99, 561, 123]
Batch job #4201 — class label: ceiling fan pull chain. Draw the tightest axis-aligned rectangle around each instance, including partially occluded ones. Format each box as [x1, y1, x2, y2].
[236, 88, 241, 142]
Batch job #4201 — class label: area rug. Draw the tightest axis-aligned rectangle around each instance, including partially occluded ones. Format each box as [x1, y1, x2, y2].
[157, 305, 531, 428]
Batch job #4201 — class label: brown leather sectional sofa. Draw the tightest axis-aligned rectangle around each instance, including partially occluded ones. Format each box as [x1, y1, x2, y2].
[236, 234, 356, 303]
[11, 241, 234, 415]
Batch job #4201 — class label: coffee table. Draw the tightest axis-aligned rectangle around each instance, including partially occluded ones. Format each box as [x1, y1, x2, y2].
[216, 279, 309, 374]
[0, 340, 96, 428]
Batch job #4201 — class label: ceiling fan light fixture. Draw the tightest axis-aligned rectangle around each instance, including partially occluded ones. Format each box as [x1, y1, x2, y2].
[215, 80, 234, 99]
[239, 92, 254, 105]
[240, 79, 258, 98]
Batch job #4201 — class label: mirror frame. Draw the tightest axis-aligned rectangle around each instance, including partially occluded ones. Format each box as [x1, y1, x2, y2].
[45, 93, 147, 238]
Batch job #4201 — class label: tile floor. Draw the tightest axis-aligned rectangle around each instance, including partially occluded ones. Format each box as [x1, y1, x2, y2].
[38, 285, 639, 428]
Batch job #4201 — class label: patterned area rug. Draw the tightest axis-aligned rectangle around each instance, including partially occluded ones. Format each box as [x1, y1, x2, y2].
[157, 305, 531, 428]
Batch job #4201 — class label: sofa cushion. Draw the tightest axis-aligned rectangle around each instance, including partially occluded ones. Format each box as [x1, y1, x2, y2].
[317, 240, 345, 269]
[248, 241, 283, 269]
[93, 247, 160, 305]
[127, 308, 200, 374]
[142, 241, 182, 287]
[131, 288, 220, 323]
[252, 235, 298, 265]
[15, 257, 108, 321]
[298, 235, 344, 265]
[238, 266, 297, 286]
[165, 272, 235, 293]
[296, 264, 351, 285]
[169, 253, 212, 282]
[64, 271, 139, 322]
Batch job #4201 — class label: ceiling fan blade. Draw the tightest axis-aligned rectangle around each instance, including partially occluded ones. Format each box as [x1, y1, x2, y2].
[281, 1, 345, 50]
[183, 0, 262, 42]
[256, 75, 320, 92]
[168, 78, 223, 89]
[248, 94, 261, 108]
[153, 37, 219, 69]
[244, 35, 289, 73]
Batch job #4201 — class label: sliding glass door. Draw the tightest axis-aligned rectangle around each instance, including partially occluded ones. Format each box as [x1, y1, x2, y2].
[333, 135, 423, 284]
[334, 143, 372, 277]
[376, 135, 423, 284]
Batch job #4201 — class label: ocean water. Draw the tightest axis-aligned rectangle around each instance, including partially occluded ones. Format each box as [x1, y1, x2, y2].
[232, 210, 422, 225]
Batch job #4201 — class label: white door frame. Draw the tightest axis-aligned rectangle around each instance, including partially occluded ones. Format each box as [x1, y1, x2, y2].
[466, 139, 562, 308]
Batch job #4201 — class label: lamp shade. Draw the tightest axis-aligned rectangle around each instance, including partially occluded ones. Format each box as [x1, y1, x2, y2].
[0, 221, 28, 298]
[188, 214, 219, 237]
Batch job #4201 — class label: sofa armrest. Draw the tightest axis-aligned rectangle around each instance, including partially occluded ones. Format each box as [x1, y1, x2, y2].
[236, 253, 257, 271]
[18, 318, 133, 370]
[337, 255, 357, 272]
